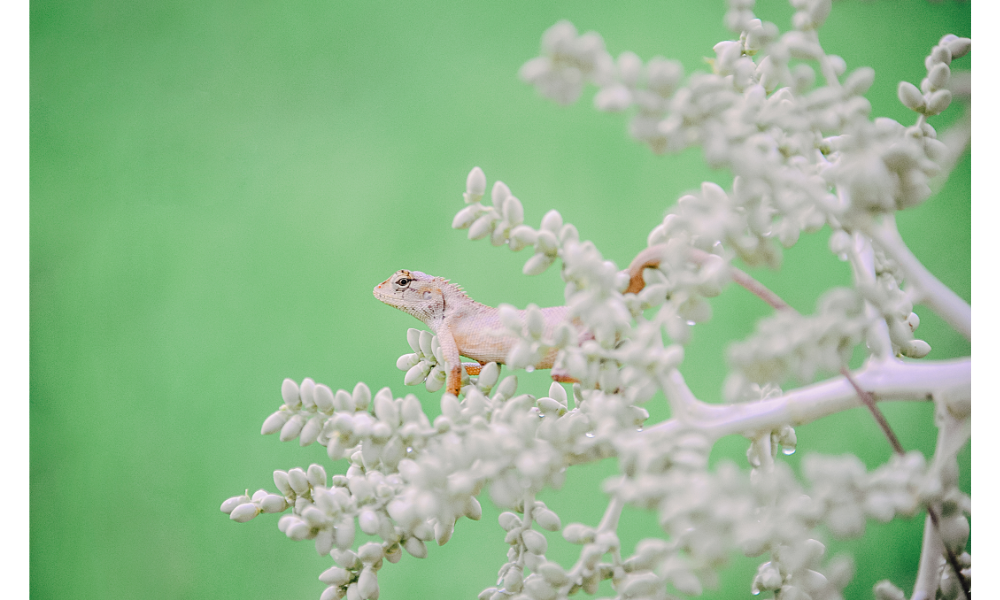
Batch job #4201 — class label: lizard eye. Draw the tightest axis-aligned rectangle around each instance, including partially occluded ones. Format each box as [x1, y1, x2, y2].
[396, 278, 411, 287]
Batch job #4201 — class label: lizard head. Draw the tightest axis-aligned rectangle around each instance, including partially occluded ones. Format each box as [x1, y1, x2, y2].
[373, 270, 447, 326]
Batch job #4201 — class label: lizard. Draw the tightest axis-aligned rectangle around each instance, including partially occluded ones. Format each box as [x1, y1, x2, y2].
[372, 245, 673, 396]
[373, 243, 784, 396]
[373, 269, 586, 396]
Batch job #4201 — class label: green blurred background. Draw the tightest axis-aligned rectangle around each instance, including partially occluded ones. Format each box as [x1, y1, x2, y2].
[31, 1, 970, 598]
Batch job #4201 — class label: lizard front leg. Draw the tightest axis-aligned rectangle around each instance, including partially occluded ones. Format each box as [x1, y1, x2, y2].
[435, 326, 464, 396]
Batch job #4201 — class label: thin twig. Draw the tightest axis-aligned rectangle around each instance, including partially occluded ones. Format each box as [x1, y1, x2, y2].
[839, 366, 904, 454]
[625, 244, 795, 313]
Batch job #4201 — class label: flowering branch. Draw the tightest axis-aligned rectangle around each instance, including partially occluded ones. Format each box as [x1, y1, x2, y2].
[221, 2, 970, 599]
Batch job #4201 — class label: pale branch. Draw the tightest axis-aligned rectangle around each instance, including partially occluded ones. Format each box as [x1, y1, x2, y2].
[913, 396, 971, 600]
[862, 216, 971, 341]
[650, 357, 970, 440]
[913, 515, 945, 600]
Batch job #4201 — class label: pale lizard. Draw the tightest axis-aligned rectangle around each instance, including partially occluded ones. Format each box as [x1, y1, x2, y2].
[372, 245, 675, 396]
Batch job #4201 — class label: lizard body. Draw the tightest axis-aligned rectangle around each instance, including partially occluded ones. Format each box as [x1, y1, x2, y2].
[373, 270, 589, 395]
[372, 244, 758, 395]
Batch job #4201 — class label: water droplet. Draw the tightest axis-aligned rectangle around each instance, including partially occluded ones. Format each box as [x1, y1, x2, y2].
[782, 447, 796, 455]
[585, 432, 595, 438]
[526, 366, 535, 373]
[751, 585, 761, 596]
[686, 320, 696, 326]
[406, 447, 414, 454]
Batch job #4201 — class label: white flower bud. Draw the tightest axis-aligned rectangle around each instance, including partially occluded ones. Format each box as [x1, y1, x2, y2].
[314, 528, 334, 556]
[525, 305, 545, 339]
[374, 392, 399, 426]
[535, 230, 559, 255]
[307, 464, 327, 487]
[403, 536, 428, 558]
[418, 330, 434, 358]
[927, 63, 950, 91]
[503, 565, 524, 592]
[355, 542, 382, 564]
[924, 89, 951, 116]
[292, 381, 313, 413]
[220, 494, 250, 514]
[353, 382, 372, 410]
[300, 416, 322, 446]
[319, 566, 352, 586]
[521, 529, 548, 555]
[287, 467, 311, 495]
[491, 180, 511, 206]
[435, 519, 455, 545]
[281, 378, 300, 407]
[261, 411, 290, 435]
[844, 66, 875, 96]
[464, 496, 483, 520]
[669, 569, 702, 596]
[465, 167, 486, 204]
[873, 580, 906, 600]
[468, 214, 496, 241]
[453, 204, 482, 229]
[357, 567, 378, 600]
[540, 209, 563, 233]
[534, 509, 561, 532]
[319, 586, 340, 600]
[336, 519, 356, 550]
[623, 572, 660, 597]
[230, 502, 260, 523]
[312, 384, 335, 412]
[403, 360, 431, 385]
[280, 414, 306, 442]
[897, 81, 925, 112]
[498, 512, 521, 531]
[260, 494, 287, 513]
[523, 253, 554, 276]
[900, 339, 931, 359]
[562, 523, 595, 544]
[395, 353, 419, 371]
[502, 196, 524, 226]
[497, 375, 518, 398]
[334, 389, 354, 412]
[524, 574, 557, 600]
[594, 84, 632, 112]
[947, 37, 971, 59]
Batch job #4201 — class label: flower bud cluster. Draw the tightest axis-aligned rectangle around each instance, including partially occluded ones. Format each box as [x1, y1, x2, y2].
[897, 35, 970, 118]
[751, 539, 855, 600]
[521, 14, 971, 276]
[859, 248, 931, 359]
[395, 328, 449, 392]
[481, 498, 568, 600]
[725, 287, 869, 399]
[519, 21, 615, 106]
[803, 451, 931, 538]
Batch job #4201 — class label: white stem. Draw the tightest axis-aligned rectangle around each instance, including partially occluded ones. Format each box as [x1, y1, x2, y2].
[912, 514, 942, 600]
[659, 369, 722, 423]
[862, 217, 971, 341]
[913, 401, 970, 600]
[847, 231, 893, 360]
[648, 358, 970, 440]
